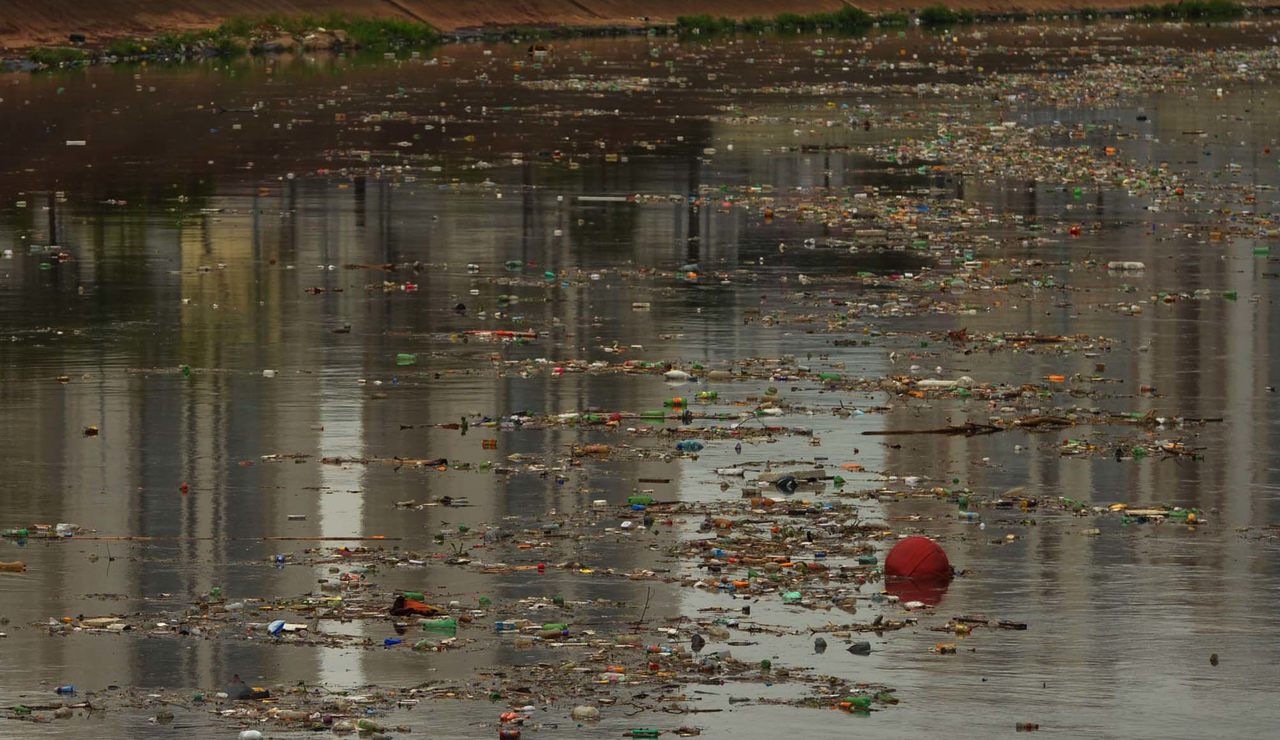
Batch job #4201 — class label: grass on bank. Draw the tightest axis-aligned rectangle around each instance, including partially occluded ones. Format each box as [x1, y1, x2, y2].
[27, 46, 88, 66]
[676, 0, 1245, 35]
[218, 14, 438, 47]
[1133, 0, 1245, 20]
[678, 6, 957, 34]
[26, 15, 440, 66]
[26, 1, 1251, 68]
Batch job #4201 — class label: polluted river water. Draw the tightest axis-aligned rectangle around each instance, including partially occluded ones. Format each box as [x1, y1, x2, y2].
[2, 18, 1280, 739]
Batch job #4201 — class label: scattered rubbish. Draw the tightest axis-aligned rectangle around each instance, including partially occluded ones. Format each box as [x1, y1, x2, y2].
[389, 595, 444, 617]
[1, 18, 1270, 739]
[571, 705, 601, 721]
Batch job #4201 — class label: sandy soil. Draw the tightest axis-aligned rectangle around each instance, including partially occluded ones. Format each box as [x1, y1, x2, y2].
[0, 0, 1237, 51]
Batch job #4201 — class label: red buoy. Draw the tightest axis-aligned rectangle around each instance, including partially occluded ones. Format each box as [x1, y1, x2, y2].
[884, 536, 951, 580]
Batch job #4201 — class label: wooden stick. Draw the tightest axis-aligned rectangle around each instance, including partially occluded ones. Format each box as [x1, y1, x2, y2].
[862, 422, 1002, 437]
[67, 536, 399, 542]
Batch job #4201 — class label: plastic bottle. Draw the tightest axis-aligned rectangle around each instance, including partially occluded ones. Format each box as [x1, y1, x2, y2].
[55, 685, 75, 694]
[664, 397, 687, 408]
[384, 638, 403, 646]
[676, 440, 704, 453]
[630, 730, 660, 738]
[696, 391, 718, 400]
[422, 617, 458, 633]
[628, 495, 655, 506]
[396, 353, 418, 366]
[2, 528, 28, 538]
[495, 620, 518, 632]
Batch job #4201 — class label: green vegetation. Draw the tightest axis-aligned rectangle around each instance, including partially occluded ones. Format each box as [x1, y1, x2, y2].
[1134, 0, 1245, 20]
[239, 14, 439, 46]
[675, 15, 736, 34]
[96, 15, 439, 63]
[679, 7, 875, 36]
[21, 1, 1254, 71]
[27, 47, 87, 66]
[674, 1, 1246, 38]
[331, 17, 438, 46]
[104, 29, 245, 59]
[918, 5, 976, 26]
[106, 38, 149, 57]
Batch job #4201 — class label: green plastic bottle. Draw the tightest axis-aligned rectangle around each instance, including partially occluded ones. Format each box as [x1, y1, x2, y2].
[628, 495, 655, 506]
[396, 353, 417, 366]
[422, 617, 457, 633]
[402, 591, 425, 601]
[630, 731, 660, 738]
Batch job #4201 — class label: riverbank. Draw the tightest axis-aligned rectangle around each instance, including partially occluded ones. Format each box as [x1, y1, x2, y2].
[0, 0, 1268, 54]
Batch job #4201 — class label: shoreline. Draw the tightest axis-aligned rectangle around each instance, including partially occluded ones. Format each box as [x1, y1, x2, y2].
[0, 0, 1274, 66]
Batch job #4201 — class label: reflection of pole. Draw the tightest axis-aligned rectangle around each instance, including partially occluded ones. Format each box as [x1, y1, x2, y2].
[380, 179, 393, 262]
[686, 149, 701, 264]
[48, 191, 57, 246]
[523, 161, 536, 265]
[282, 178, 297, 262]
[318, 182, 367, 689]
[354, 175, 366, 229]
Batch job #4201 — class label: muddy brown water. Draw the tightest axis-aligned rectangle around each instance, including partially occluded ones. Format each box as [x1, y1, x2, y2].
[2, 22, 1280, 739]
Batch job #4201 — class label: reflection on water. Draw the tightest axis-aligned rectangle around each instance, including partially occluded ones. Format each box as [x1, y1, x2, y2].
[2, 22, 1280, 738]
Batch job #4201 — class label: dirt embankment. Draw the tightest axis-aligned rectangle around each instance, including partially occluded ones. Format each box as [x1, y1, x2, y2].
[0, 0, 1208, 50]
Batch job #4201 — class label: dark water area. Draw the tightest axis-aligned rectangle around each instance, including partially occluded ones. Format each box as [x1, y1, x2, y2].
[2, 20, 1280, 739]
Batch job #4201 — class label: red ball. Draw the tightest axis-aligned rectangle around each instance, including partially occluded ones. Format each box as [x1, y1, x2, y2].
[884, 536, 951, 580]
